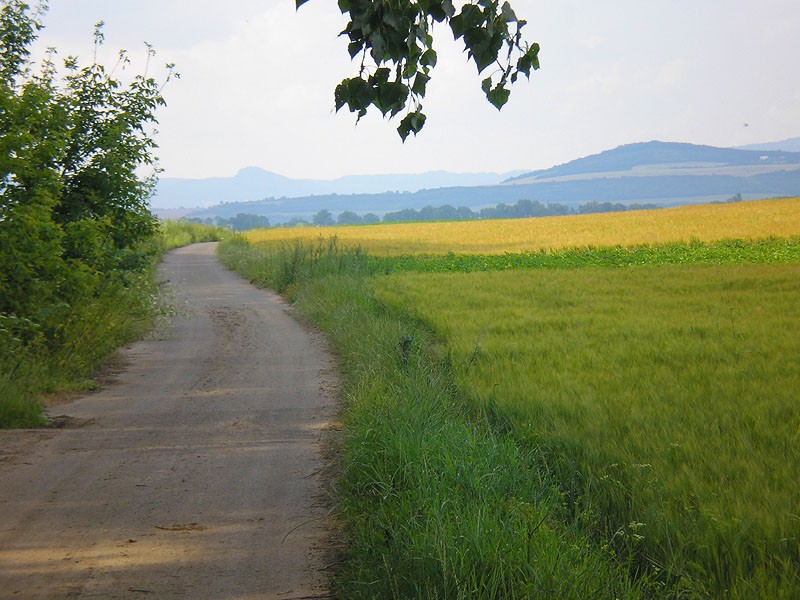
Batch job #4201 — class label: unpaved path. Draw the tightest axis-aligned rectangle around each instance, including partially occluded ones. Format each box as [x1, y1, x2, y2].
[0, 243, 337, 599]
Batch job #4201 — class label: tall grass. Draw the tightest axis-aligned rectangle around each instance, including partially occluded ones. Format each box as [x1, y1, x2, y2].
[373, 265, 800, 597]
[156, 219, 232, 251]
[218, 235, 374, 296]
[0, 271, 162, 427]
[218, 238, 652, 599]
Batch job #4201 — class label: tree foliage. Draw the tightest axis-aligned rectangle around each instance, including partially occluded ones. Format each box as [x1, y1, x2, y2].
[0, 0, 172, 342]
[189, 213, 273, 231]
[297, 0, 540, 139]
[312, 208, 336, 226]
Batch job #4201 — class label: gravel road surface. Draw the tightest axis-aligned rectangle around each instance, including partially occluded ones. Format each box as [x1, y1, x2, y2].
[0, 243, 337, 599]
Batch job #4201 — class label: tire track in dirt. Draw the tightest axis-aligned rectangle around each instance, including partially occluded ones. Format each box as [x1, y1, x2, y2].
[0, 243, 338, 599]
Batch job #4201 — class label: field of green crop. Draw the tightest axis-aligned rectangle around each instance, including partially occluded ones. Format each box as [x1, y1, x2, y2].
[372, 261, 800, 597]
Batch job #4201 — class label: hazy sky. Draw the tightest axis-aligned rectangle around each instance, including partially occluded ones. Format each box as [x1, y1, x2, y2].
[32, 0, 800, 180]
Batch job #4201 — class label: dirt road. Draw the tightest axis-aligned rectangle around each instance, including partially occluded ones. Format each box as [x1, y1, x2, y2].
[0, 243, 337, 599]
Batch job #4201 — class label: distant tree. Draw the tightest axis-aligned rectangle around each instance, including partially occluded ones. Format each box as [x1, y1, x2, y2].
[298, 0, 541, 139]
[382, 208, 420, 223]
[283, 217, 310, 227]
[454, 206, 475, 220]
[579, 201, 627, 214]
[417, 205, 438, 220]
[378, 198, 576, 224]
[362, 213, 381, 224]
[513, 199, 540, 217]
[220, 213, 271, 231]
[312, 209, 335, 226]
[337, 210, 363, 225]
[428, 205, 473, 221]
[188, 217, 216, 226]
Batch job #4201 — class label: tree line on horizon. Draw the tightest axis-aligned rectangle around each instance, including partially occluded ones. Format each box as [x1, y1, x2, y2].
[192, 198, 661, 231]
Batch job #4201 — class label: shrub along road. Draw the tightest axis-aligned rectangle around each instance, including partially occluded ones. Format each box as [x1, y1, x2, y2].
[0, 243, 337, 599]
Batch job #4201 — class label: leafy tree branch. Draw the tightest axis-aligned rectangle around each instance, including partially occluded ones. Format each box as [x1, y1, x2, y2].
[298, 0, 540, 140]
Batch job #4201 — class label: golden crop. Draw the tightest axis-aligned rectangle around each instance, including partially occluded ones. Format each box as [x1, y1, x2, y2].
[245, 197, 800, 255]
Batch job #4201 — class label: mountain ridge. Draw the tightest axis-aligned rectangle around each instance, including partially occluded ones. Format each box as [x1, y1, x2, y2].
[157, 139, 800, 223]
[505, 141, 800, 184]
[736, 136, 800, 152]
[153, 168, 524, 210]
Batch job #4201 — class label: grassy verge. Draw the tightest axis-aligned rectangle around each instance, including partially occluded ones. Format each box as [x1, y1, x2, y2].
[218, 237, 653, 599]
[0, 220, 230, 428]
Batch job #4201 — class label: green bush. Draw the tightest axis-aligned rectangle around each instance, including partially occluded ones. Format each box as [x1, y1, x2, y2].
[0, 1, 174, 427]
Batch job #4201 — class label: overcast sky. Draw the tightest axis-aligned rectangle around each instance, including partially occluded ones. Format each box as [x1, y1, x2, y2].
[32, 0, 800, 180]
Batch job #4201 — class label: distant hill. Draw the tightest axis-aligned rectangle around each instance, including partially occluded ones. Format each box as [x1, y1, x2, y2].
[737, 137, 800, 152]
[505, 141, 800, 184]
[173, 140, 800, 224]
[152, 167, 522, 210]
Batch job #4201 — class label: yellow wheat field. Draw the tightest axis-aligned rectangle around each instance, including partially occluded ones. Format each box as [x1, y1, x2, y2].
[244, 197, 800, 255]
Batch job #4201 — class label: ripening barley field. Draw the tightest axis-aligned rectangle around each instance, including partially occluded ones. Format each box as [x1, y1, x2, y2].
[372, 264, 800, 596]
[245, 197, 800, 254]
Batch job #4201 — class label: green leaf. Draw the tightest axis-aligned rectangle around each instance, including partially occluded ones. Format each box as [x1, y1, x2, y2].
[450, 4, 484, 40]
[402, 60, 418, 79]
[334, 82, 348, 112]
[382, 11, 400, 30]
[369, 32, 386, 62]
[449, 14, 465, 39]
[373, 67, 391, 85]
[466, 30, 502, 73]
[397, 109, 427, 141]
[486, 83, 510, 110]
[412, 72, 430, 95]
[397, 119, 411, 141]
[441, 0, 456, 18]
[500, 1, 517, 22]
[348, 40, 362, 59]
[530, 43, 541, 69]
[516, 43, 540, 77]
[428, 0, 447, 22]
[335, 77, 374, 114]
[374, 81, 409, 116]
[420, 48, 437, 68]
